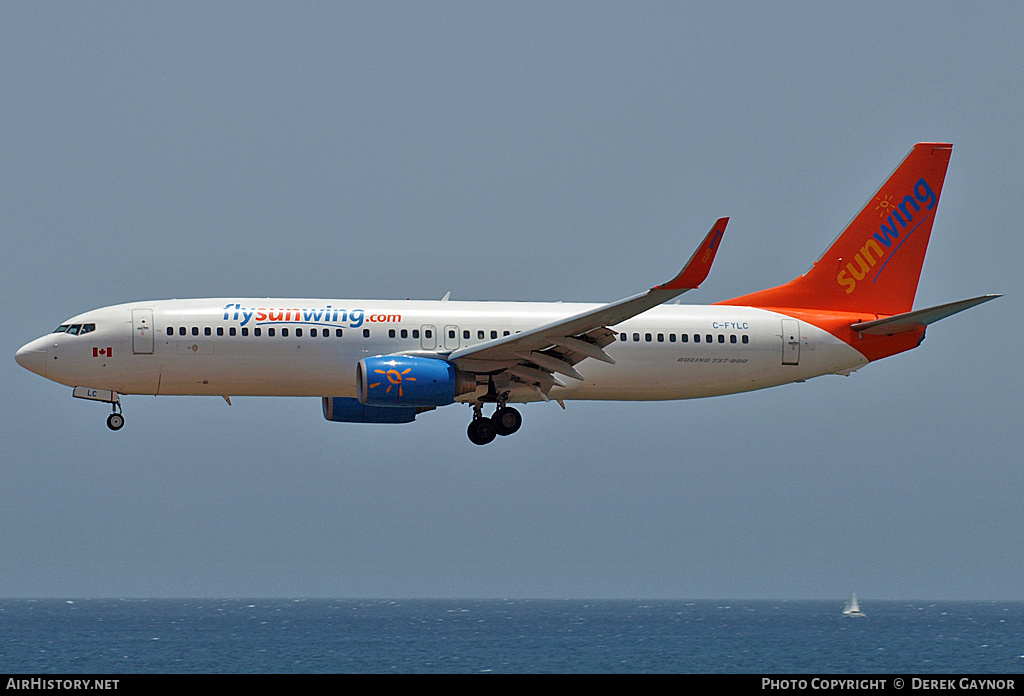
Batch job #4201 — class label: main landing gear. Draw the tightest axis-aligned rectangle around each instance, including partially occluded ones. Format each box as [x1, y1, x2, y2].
[467, 402, 522, 445]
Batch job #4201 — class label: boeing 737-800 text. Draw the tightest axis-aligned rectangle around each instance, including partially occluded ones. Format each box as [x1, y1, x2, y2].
[16, 143, 998, 444]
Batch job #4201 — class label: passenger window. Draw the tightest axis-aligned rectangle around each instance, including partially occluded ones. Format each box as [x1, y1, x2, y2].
[311, 328, 318, 337]
[166, 327, 173, 335]
[242, 328, 249, 336]
[718, 334, 724, 343]
[448, 330, 456, 339]
[336, 329, 343, 337]
[503, 331, 510, 336]
[620, 333, 627, 341]
[657, 333, 664, 342]
[388, 329, 396, 338]
[645, 333, 652, 342]
[425, 329, 433, 338]
[401, 329, 408, 339]
[282, 328, 289, 337]
[632, 333, 640, 342]
[254, 328, 261, 337]
[412, 329, 420, 339]
[730, 335, 737, 343]
[217, 327, 224, 336]
[669, 334, 676, 342]
[363, 329, 370, 338]
[491, 331, 497, 339]
[192, 327, 199, 336]
[269, 328, 276, 337]
[477, 330, 484, 340]
[694, 334, 700, 343]
[204, 327, 211, 336]
[681, 334, 688, 342]
[179, 327, 186, 336]
[706, 334, 713, 343]
[229, 327, 236, 336]
[742, 335, 749, 344]
[463, 330, 470, 340]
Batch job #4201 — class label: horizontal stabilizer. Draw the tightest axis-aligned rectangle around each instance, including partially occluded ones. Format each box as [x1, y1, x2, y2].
[850, 295, 1000, 335]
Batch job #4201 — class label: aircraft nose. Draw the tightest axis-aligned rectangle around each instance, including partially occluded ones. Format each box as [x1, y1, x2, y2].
[15, 339, 48, 376]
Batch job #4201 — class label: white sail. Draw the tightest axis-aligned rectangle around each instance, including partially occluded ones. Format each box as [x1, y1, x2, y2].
[842, 593, 866, 617]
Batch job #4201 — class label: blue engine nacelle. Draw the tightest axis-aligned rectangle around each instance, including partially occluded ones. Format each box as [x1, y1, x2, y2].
[356, 355, 475, 407]
[322, 397, 419, 423]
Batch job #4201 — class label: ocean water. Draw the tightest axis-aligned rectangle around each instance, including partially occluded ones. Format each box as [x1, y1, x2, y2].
[1, 599, 1021, 674]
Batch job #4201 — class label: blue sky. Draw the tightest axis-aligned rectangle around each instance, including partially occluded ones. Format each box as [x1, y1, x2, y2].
[2, 1, 1021, 599]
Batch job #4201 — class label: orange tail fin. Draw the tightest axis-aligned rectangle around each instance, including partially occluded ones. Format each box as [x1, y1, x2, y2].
[720, 143, 952, 315]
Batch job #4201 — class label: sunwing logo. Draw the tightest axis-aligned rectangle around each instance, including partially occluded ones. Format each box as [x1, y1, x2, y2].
[700, 227, 724, 264]
[836, 177, 936, 294]
[222, 303, 400, 328]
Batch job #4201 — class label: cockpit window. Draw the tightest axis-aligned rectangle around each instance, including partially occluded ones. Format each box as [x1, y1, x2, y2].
[52, 322, 96, 335]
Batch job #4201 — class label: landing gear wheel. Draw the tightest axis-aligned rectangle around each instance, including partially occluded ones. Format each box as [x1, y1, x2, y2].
[467, 417, 496, 445]
[493, 407, 522, 436]
[106, 413, 125, 431]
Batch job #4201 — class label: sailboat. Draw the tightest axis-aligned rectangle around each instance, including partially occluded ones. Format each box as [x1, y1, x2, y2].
[843, 593, 866, 617]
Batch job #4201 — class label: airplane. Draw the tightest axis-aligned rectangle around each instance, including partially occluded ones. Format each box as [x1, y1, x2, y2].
[15, 142, 999, 444]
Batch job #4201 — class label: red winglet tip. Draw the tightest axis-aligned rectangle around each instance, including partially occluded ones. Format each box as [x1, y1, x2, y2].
[656, 217, 728, 291]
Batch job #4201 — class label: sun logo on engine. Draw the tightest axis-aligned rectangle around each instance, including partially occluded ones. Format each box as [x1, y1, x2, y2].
[368, 363, 416, 398]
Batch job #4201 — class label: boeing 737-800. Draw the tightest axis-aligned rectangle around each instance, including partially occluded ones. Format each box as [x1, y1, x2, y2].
[16, 143, 998, 444]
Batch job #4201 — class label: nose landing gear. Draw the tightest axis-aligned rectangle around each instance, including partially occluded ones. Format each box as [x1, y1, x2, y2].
[72, 387, 125, 431]
[467, 401, 522, 445]
[106, 401, 125, 431]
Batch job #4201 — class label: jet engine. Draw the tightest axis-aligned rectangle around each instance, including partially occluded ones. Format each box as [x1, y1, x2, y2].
[322, 396, 420, 423]
[356, 355, 475, 407]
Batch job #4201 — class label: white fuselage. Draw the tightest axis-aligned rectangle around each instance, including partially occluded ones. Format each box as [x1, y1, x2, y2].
[17, 298, 868, 403]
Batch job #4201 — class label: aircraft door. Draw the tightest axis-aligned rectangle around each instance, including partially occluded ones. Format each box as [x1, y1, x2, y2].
[132, 309, 154, 354]
[420, 325, 436, 351]
[781, 318, 800, 365]
[444, 325, 460, 351]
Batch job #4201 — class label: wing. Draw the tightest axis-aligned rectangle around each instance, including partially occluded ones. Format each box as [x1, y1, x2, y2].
[446, 218, 728, 396]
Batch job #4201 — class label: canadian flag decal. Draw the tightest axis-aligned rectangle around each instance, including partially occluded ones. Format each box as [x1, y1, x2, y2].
[93, 347, 113, 358]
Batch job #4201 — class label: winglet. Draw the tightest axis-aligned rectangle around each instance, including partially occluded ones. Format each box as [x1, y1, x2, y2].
[655, 217, 728, 291]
